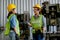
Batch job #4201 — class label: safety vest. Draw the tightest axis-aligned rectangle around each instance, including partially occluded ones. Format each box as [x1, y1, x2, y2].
[4, 14, 20, 36]
[30, 14, 43, 33]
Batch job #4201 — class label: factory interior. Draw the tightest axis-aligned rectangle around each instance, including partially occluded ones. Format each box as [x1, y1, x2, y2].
[0, 0, 60, 40]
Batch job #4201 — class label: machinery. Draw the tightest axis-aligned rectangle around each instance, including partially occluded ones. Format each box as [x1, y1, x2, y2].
[17, 11, 30, 40]
[42, 1, 60, 40]
[0, 26, 4, 34]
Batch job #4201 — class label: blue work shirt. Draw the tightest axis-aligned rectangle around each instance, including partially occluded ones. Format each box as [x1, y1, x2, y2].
[10, 15, 17, 28]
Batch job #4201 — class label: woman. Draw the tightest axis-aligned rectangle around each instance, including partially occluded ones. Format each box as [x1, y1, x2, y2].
[7, 4, 20, 40]
[28, 4, 46, 40]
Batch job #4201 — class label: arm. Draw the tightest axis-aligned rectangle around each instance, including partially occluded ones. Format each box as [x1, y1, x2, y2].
[28, 18, 32, 27]
[27, 17, 33, 40]
[28, 22, 32, 27]
[10, 15, 18, 34]
[43, 16, 47, 32]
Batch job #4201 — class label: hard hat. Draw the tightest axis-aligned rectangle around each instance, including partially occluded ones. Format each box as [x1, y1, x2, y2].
[33, 4, 41, 9]
[7, 4, 16, 12]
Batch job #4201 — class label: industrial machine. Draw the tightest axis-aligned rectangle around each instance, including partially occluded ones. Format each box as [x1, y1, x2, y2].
[42, 1, 60, 40]
[0, 26, 4, 34]
[46, 5, 60, 40]
[17, 11, 30, 40]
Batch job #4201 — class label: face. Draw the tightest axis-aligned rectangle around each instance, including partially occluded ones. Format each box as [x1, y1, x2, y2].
[12, 9, 16, 14]
[34, 8, 40, 15]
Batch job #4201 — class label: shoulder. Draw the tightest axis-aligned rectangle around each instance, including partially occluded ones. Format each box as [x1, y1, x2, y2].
[10, 14, 16, 21]
[11, 15, 16, 18]
[31, 16, 34, 19]
[39, 14, 44, 17]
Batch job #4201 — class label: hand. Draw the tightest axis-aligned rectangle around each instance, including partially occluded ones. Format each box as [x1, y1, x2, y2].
[28, 23, 32, 26]
[43, 27, 46, 32]
[15, 31, 18, 35]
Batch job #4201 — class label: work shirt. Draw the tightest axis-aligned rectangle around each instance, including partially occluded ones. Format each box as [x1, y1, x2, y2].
[10, 15, 17, 28]
[10, 14, 20, 36]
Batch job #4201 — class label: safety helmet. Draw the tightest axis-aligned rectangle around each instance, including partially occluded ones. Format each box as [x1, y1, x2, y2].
[7, 4, 16, 12]
[33, 4, 41, 9]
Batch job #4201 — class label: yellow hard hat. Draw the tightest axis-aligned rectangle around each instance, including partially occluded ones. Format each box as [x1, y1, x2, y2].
[33, 4, 41, 9]
[7, 4, 16, 12]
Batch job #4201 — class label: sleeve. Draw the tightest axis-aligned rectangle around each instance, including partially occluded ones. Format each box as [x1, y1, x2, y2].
[43, 16, 46, 27]
[10, 15, 17, 28]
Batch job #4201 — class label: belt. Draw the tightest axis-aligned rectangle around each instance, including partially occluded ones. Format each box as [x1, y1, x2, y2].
[33, 28, 43, 33]
[10, 30, 14, 32]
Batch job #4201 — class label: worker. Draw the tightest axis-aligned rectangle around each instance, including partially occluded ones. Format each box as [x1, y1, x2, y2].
[28, 4, 46, 40]
[6, 4, 20, 40]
